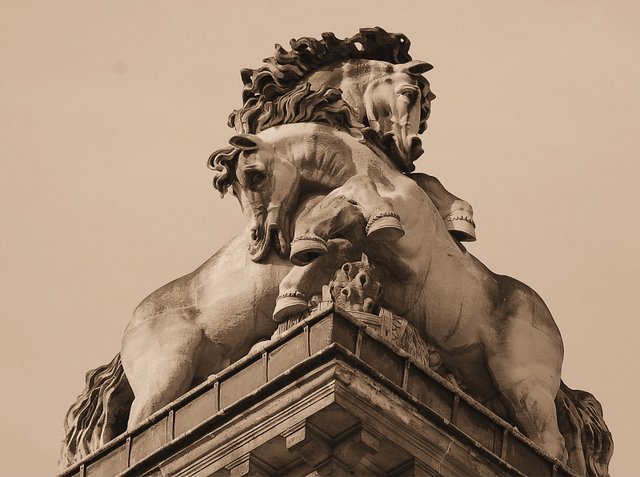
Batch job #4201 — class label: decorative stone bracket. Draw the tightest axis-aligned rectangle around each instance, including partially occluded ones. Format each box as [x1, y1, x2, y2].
[224, 453, 277, 477]
[282, 420, 382, 476]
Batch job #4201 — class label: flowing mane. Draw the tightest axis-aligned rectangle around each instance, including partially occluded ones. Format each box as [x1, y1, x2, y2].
[229, 27, 435, 136]
[209, 84, 360, 195]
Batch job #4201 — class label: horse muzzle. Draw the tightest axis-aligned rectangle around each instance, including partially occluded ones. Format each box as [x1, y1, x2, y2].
[248, 209, 291, 262]
[405, 134, 424, 162]
[381, 132, 423, 171]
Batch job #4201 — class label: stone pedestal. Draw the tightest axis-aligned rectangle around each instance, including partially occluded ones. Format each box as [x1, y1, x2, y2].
[60, 306, 578, 477]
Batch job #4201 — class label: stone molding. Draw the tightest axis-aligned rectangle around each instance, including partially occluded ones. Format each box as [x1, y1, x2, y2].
[59, 306, 578, 477]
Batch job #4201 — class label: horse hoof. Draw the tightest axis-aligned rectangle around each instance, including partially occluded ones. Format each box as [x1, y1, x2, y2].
[273, 294, 309, 322]
[290, 236, 328, 266]
[366, 212, 405, 241]
[445, 214, 476, 242]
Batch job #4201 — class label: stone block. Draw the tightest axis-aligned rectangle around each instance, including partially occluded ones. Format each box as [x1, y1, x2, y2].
[130, 417, 169, 465]
[506, 432, 554, 477]
[85, 441, 128, 476]
[174, 387, 218, 438]
[358, 332, 405, 386]
[267, 329, 308, 380]
[405, 364, 454, 421]
[454, 398, 498, 452]
[219, 358, 266, 409]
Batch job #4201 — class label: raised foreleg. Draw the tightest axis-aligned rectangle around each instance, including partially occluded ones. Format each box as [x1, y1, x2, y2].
[290, 176, 402, 265]
[410, 172, 476, 241]
[337, 175, 405, 241]
[274, 238, 359, 321]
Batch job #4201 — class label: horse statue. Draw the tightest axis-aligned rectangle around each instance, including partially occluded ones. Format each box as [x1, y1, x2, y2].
[230, 27, 476, 241]
[62, 29, 421, 466]
[58, 88, 351, 468]
[305, 58, 477, 242]
[60, 28, 612, 477]
[216, 117, 612, 475]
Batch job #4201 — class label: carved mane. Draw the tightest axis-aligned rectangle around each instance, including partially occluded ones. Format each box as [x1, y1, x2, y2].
[209, 84, 360, 195]
[229, 27, 435, 136]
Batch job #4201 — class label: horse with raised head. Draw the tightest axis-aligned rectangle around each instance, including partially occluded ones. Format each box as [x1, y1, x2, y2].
[221, 120, 612, 475]
[230, 27, 475, 241]
[233, 57, 475, 241]
[304, 58, 433, 170]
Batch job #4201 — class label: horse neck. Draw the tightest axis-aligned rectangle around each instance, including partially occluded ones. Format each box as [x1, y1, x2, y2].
[289, 125, 360, 191]
[305, 60, 387, 125]
[275, 123, 404, 191]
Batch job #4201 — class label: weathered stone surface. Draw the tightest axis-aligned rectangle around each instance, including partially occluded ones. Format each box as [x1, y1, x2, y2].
[59, 309, 581, 477]
[60, 27, 612, 476]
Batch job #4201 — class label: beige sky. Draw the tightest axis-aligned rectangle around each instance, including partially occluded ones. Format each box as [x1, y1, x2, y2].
[1, 1, 638, 475]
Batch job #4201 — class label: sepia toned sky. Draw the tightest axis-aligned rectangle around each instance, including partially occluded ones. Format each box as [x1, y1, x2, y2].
[1, 1, 639, 475]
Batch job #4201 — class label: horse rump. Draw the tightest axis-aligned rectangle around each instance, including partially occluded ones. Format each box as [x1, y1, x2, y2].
[555, 381, 613, 477]
[59, 353, 133, 469]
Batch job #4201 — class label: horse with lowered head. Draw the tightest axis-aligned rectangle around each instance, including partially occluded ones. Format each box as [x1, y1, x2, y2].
[58, 87, 355, 468]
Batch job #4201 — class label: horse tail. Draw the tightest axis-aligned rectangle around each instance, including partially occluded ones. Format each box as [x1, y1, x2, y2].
[59, 353, 134, 469]
[555, 381, 613, 477]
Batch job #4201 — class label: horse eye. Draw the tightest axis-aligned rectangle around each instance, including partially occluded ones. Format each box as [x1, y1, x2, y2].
[246, 170, 266, 189]
[400, 89, 416, 101]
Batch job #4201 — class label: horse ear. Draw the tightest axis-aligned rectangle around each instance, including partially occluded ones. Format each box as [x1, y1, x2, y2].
[229, 134, 262, 150]
[396, 60, 433, 75]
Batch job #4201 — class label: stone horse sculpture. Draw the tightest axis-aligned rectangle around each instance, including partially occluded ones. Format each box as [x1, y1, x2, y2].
[62, 29, 424, 465]
[304, 58, 477, 242]
[60, 27, 612, 477]
[229, 28, 476, 241]
[219, 119, 613, 475]
[58, 88, 353, 467]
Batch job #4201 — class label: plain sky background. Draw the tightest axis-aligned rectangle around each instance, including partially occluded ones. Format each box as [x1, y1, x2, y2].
[1, 1, 638, 475]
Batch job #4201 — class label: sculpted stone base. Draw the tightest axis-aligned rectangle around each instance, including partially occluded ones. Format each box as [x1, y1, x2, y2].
[59, 308, 579, 477]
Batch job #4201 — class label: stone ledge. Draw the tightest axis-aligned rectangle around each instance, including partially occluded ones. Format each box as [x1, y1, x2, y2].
[60, 306, 578, 477]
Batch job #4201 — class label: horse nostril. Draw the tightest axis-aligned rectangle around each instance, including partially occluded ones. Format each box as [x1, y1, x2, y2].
[250, 228, 259, 242]
[409, 136, 424, 160]
[341, 288, 350, 298]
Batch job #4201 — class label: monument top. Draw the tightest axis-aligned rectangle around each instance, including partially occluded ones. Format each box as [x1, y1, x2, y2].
[61, 27, 612, 477]
[60, 306, 582, 477]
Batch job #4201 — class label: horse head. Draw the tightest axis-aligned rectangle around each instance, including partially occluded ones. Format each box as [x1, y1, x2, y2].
[227, 132, 300, 262]
[364, 60, 433, 171]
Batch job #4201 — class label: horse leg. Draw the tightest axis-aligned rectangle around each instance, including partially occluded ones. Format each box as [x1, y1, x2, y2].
[486, 278, 566, 461]
[290, 180, 403, 265]
[410, 172, 475, 241]
[274, 238, 359, 321]
[491, 369, 567, 461]
[338, 175, 405, 241]
[290, 192, 367, 266]
[121, 312, 203, 429]
[277, 192, 371, 320]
